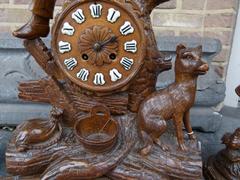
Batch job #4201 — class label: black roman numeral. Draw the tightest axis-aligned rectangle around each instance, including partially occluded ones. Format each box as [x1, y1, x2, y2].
[72, 9, 85, 24]
[122, 25, 131, 34]
[90, 4, 102, 18]
[125, 42, 137, 52]
[120, 21, 134, 35]
[120, 57, 134, 70]
[77, 69, 89, 81]
[74, 11, 84, 20]
[64, 58, 77, 70]
[110, 11, 116, 21]
[59, 41, 71, 53]
[94, 73, 105, 85]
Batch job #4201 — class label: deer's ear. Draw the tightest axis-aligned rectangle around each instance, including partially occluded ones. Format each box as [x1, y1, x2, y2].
[176, 44, 186, 54]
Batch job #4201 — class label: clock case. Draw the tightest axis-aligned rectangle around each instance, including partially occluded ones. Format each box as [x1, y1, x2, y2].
[18, 0, 172, 125]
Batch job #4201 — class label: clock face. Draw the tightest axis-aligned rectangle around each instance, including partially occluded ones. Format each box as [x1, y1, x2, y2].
[52, 0, 145, 92]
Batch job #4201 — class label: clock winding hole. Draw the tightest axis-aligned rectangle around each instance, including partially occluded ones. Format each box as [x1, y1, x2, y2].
[82, 54, 89, 60]
[109, 53, 116, 60]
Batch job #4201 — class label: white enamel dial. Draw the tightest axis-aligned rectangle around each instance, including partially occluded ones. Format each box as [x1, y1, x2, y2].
[72, 9, 85, 24]
[89, 3, 102, 18]
[107, 8, 120, 23]
[124, 40, 137, 53]
[64, 58, 77, 70]
[120, 21, 134, 35]
[120, 57, 134, 71]
[109, 68, 122, 82]
[58, 41, 71, 54]
[61, 22, 75, 36]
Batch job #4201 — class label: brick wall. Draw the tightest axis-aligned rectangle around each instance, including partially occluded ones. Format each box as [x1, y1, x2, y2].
[154, 0, 239, 78]
[0, 0, 239, 78]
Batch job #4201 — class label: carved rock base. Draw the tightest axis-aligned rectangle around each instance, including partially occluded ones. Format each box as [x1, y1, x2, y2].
[6, 113, 203, 179]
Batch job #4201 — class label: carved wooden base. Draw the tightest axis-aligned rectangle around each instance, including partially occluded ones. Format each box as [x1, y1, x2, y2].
[109, 135, 202, 180]
[6, 113, 203, 179]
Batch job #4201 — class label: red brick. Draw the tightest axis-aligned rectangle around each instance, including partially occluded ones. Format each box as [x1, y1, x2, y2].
[0, 25, 11, 33]
[213, 65, 225, 78]
[182, 0, 206, 10]
[180, 31, 203, 37]
[204, 13, 236, 28]
[206, 0, 238, 10]
[154, 29, 175, 36]
[56, 0, 65, 6]
[13, 0, 63, 6]
[213, 49, 231, 62]
[0, 0, 9, 3]
[0, 8, 30, 23]
[204, 31, 233, 46]
[152, 13, 204, 28]
[13, 0, 29, 4]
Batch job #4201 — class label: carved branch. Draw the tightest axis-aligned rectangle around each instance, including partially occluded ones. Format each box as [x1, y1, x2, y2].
[18, 80, 51, 103]
[23, 38, 64, 80]
[18, 77, 79, 126]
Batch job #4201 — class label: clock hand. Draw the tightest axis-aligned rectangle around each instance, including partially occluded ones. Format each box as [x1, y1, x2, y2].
[93, 35, 120, 52]
[100, 35, 118, 47]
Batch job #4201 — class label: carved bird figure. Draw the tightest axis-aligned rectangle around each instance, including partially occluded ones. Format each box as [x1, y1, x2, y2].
[15, 107, 63, 152]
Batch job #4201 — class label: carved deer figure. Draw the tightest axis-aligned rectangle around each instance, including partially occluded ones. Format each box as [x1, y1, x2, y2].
[138, 44, 209, 155]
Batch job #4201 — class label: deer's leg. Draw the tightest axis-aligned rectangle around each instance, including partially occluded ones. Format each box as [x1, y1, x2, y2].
[152, 119, 168, 151]
[140, 130, 153, 156]
[174, 113, 188, 151]
[183, 110, 196, 140]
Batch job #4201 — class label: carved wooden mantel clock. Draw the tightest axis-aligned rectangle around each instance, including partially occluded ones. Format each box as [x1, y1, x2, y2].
[52, 0, 146, 93]
[6, 0, 206, 179]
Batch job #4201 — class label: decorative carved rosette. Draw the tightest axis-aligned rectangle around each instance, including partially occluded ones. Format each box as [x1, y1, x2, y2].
[79, 26, 119, 66]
